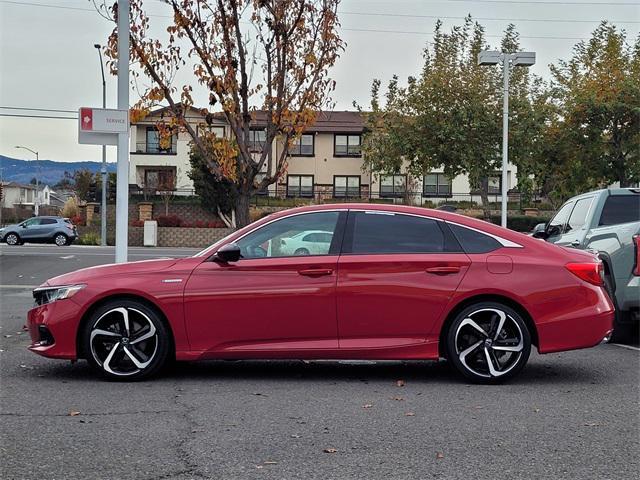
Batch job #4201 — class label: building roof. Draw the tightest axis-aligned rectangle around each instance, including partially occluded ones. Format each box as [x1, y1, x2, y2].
[139, 105, 364, 133]
[1, 181, 37, 190]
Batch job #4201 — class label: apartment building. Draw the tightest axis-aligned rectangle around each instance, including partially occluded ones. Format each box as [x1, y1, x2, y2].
[129, 107, 518, 204]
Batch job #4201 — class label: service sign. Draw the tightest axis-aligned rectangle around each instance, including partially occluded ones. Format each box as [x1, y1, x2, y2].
[78, 107, 129, 146]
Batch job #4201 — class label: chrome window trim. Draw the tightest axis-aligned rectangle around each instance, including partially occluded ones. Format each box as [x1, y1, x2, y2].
[445, 220, 524, 248]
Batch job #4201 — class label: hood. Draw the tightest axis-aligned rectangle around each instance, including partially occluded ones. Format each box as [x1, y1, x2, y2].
[44, 258, 182, 287]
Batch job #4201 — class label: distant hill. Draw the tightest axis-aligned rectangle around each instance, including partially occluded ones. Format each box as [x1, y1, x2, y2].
[0, 155, 117, 186]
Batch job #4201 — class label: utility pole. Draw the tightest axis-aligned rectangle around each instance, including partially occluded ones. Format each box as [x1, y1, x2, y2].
[478, 50, 536, 228]
[95, 44, 108, 247]
[115, 0, 130, 263]
[15, 146, 39, 216]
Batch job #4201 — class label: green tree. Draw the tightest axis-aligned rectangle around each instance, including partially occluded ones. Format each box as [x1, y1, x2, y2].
[550, 22, 640, 188]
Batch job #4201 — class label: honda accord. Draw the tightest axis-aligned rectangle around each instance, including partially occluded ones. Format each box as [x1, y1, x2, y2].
[27, 204, 614, 383]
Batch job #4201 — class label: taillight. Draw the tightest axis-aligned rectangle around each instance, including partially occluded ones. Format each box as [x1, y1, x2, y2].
[633, 235, 639, 276]
[565, 262, 604, 286]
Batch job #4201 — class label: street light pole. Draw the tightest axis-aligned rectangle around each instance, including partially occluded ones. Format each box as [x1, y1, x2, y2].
[15, 146, 39, 216]
[478, 50, 536, 228]
[501, 56, 510, 229]
[95, 43, 108, 247]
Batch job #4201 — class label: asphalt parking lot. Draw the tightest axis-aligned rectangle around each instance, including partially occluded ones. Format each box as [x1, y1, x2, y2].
[1, 245, 638, 480]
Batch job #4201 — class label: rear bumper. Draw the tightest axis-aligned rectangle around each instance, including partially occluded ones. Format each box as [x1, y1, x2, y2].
[537, 287, 614, 354]
[27, 299, 82, 360]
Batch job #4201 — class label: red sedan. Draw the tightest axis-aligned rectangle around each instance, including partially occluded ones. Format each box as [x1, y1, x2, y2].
[27, 204, 614, 383]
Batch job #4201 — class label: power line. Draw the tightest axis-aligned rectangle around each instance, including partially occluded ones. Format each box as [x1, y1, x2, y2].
[339, 10, 640, 24]
[0, 106, 77, 114]
[342, 26, 587, 40]
[446, 0, 639, 5]
[0, 114, 77, 120]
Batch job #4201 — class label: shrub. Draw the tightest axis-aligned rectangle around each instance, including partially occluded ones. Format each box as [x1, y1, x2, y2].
[156, 214, 183, 227]
[485, 215, 548, 233]
[194, 220, 206, 228]
[77, 231, 100, 245]
[131, 219, 144, 227]
[61, 197, 79, 218]
[70, 215, 84, 226]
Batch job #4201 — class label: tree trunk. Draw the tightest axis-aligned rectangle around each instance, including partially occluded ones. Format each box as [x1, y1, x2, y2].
[616, 155, 629, 187]
[234, 191, 251, 228]
[479, 177, 491, 221]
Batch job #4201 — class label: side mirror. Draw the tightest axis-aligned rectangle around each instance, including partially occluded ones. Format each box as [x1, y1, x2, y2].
[531, 223, 548, 239]
[21, 224, 28, 228]
[546, 224, 562, 238]
[213, 243, 241, 263]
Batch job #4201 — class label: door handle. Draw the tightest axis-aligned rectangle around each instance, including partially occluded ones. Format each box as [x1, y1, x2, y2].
[298, 268, 333, 277]
[426, 266, 461, 275]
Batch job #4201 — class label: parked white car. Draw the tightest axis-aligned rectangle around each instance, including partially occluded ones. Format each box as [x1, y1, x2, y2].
[278, 230, 334, 256]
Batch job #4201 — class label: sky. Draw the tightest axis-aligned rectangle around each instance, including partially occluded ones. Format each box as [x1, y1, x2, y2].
[1, 0, 639, 166]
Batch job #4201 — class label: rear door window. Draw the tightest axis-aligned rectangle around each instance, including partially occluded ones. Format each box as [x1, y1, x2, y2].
[346, 211, 447, 254]
[566, 197, 593, 232]
[598, 195, 640, 226]
[40, 218, 57, 225]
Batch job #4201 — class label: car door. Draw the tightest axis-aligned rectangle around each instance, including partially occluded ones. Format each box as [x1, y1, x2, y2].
[183, 210, 347, 355]
[38, 218, 59, 241]
[336, 210, 471, 351]
[555, 196, 595, 248]
[19, 218, 42, 240]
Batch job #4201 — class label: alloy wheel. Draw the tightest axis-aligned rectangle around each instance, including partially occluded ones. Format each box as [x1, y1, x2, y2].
[6, 233, 19, 245]
[89, 307, 159, 376]
[54, 234, 67, 246]
[454, 308, 524, 379]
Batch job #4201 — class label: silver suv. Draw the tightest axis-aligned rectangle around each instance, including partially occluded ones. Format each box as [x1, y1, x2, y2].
[0, 217, 78, 246]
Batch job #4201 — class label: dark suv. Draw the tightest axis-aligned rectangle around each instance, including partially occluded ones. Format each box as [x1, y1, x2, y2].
[0, 217, 78, 246]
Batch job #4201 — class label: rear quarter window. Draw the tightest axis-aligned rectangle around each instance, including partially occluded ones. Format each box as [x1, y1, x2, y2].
[448, 223, 502, 254]
[598, 195, 640, 226]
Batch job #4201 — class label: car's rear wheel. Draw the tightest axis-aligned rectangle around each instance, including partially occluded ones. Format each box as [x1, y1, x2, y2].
[82, 299, 170, 380]
[446, 302, 531, 384]
[4, 233, 20, 246]
[54, 233, 68, 246]
[294, 248, 310, 256]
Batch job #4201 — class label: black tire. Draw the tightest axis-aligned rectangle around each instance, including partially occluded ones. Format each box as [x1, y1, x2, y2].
[53, 233, 68, 246]
[446, 302, 531, 384]
[4, 232, 21, 246]
[604, 274, 634, 343]
[81, 299, 170, 381]
[294, 248, 310, 256]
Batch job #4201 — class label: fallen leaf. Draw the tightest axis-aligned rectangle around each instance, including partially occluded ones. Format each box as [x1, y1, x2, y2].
[362, 404, 373, 409]
[533, 408, 540, 413]
[290, 434, 301, 438]
[323, 448, 338, 453]
[255, 465, 264, 470]
[263, 461, 278, 465]
[396, 380, 405, 387]
[4, 335, 12, 338]
[405, 412, 415, 417]
[253, 392, 268, 397]
[393, 397, 404, 401]
[474, 406, 484, 409]
[436, 452, 445, 459]
[584, 422, 600, 427]
[69, 411, 81, 417]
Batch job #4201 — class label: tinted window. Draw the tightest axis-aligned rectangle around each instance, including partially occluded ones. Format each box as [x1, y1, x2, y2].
[237, 212, 340, 259]
[549, 201, 574, 233]
[448, 223, 501, 254]
[566, 197, 593, 232]
[348, 212, 445, 254]
[40, 218, 57, 225]
[599, 195, 640, 226]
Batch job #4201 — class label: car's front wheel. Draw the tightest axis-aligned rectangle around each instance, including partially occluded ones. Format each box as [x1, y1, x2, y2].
[446, 302, 531, 384]
[53, 233, 68, 246]
[4, 233, 21, 245]
[82, 299, 170, 380]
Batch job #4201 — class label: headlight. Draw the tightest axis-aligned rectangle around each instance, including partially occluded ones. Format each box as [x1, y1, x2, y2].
[33, 284, 86, 306]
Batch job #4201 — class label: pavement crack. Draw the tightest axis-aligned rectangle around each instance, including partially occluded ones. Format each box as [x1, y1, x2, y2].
[0, 409, 177, 418]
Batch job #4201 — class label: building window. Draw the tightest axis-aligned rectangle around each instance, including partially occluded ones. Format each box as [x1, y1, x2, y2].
[287, 175, 314, 198]
[334, 134, 361, 157]
[487, 174, 502, 194]
[379, 174, 406, 198]
[197, 124, 225, 138]
[142, 127, 177, 154]
[144, 168, 176, 191]
[423, 173, 451, 197]
[249, 129, 267, 152]
[333, 176, 361, 198]
[290, 134, 314, 156]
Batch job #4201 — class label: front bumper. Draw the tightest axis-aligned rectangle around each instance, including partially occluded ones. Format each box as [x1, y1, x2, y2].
[27, 298, 83, 360]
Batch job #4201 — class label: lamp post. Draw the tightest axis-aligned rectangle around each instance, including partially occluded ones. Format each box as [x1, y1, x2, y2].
[15, 146, 40, 216]
[95, 43, 108, 247]
[478, 50, 535, 228]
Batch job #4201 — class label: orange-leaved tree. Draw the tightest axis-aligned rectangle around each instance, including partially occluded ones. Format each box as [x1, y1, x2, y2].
[99, 0, 344, 227]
